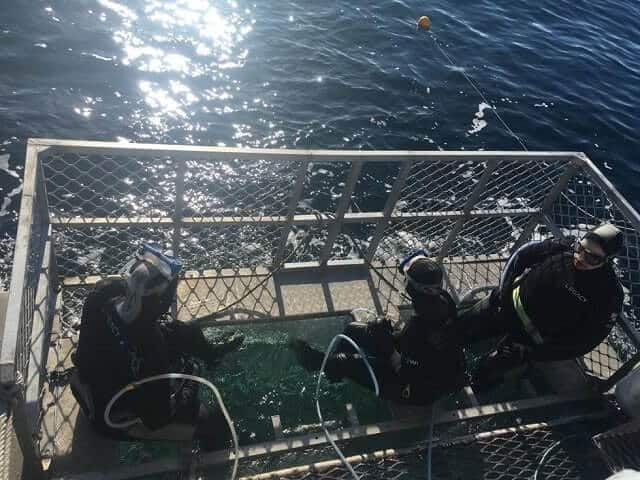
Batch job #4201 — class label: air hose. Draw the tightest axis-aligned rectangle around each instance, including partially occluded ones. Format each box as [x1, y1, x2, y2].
[104, 373, 239, 480]
[532, 434, 582, 480]
[316, 334, 380, 480]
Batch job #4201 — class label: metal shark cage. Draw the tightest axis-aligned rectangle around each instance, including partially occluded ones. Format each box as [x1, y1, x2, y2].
[2, 139, 640, 479]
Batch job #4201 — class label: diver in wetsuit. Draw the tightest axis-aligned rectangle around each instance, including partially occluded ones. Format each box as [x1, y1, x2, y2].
[290, 252, 465, 405]
[71, 244, 243, 449]
[459, 223, 625, 391]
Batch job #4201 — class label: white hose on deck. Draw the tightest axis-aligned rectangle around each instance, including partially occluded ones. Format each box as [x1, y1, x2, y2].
[104, 373, 239, 480]
[315, 334, 380, 480]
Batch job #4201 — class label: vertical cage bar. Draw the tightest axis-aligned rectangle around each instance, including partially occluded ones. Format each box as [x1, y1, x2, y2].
[542, 213, 564, 239]
[320, 161, 363, 266]
[171, 159, 186, 319]
[25, 230, 54, 431]
[172, 158, 186, 255]
[511, 161, 580, 250]
[438, 159, 498, 262]
[0, 145, 40, 384]
[34, 149, 50, 227]
[365, 160, 413, 263]
[579, 154, 640, 232]
[12, 386, 45, 480]
[273, 160, 309, 267]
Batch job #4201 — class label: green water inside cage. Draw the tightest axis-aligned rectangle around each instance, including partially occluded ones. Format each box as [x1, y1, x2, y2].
[118, 315, 392, 465]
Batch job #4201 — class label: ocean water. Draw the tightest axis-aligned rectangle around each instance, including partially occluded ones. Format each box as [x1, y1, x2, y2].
[1, 0, 640, 286]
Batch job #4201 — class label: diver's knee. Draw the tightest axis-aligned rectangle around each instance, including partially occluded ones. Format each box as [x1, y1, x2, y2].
[194, 404, 231, 451]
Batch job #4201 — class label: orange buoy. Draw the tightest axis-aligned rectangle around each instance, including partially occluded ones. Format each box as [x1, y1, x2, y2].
[417, 15, 432, 31]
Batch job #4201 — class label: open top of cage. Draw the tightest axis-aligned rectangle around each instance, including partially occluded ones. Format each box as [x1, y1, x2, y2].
[2, 139, 640, 480]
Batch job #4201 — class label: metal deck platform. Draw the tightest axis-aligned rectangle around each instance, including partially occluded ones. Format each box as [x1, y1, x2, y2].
[2, 140, 640, 479]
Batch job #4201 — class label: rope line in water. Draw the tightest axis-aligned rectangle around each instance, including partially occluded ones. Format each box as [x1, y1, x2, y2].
[429, 34, 529, 152]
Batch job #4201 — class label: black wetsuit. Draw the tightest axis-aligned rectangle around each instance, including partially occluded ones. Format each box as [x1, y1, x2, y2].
[458, 238, 623, 386]
[73, 278, 229, 448]
[324, 292, 465, 405]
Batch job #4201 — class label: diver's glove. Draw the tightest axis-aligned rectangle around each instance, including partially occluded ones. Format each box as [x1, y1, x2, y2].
[366, 317, 395, 358]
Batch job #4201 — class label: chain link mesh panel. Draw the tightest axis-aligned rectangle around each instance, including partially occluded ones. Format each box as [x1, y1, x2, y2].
[238, 422, 609, 480]
[179, 224, 283, 271]
[351, 163, 401, 213]
[593, 419, 640, 472]
[42, 151, 176, 221]
[549, 167, 640, 380]
[447, 215, 531, 258]
[0, 403, 12, 480]
[0, 404, 7, 480]
[329, 224, 378, 262]
[176, 224, 285, 321]
[375, 218, 456, 262]
[395, 160, 486, 213]
[476, 159, 569, 212]
[14, 209, 48, 389]
[0, 402, 23, 480]
[53, 225, 174, 279]
[444, 216, 532, 295]
[295, 162, 352, 215]
[183, 158, 297, 218]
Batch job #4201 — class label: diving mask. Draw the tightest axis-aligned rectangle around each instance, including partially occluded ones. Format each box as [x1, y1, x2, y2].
[398, 250, 443, 295]
[120, 243, 182, 297]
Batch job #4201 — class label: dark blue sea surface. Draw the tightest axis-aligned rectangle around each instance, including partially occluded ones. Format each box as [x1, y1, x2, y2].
[1, 0, 639, 285]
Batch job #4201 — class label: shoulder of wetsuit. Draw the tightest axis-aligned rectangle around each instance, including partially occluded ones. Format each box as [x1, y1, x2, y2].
[545, 237, 574, 255]
[83, 278, 127, 317]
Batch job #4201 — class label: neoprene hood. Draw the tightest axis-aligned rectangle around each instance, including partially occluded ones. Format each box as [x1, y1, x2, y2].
[585, 223, 624, 257]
